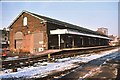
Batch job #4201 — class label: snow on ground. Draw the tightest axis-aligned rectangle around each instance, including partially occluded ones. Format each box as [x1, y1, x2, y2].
[5, 56, 19, 61]
[0, 48, 119, 79]
[0, 62, 78, 79]
[57, 48, 119, 63]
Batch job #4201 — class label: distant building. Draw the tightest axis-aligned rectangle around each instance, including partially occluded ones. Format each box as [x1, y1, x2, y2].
[109, 35, 116, 41]
[0, 28, 10, 49]
[97, 27, 108, 35]
[109, 35, 120, 46]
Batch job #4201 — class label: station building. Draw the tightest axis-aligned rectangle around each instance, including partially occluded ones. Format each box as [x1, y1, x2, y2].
[9, 11, 110, 53]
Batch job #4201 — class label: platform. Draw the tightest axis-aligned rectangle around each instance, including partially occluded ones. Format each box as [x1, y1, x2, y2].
[32, 46, 109, 56]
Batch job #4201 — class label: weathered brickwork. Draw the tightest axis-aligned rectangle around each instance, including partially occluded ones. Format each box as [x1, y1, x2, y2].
[10, 12, 48, 53]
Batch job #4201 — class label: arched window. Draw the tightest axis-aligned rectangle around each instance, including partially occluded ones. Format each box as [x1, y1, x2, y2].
[14, 32, 24, 40]
[23, 17, 27, 26]
[14, 32, 24, 49]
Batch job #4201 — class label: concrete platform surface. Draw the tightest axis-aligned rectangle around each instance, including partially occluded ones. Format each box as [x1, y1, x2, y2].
[32, 46, 108, 56]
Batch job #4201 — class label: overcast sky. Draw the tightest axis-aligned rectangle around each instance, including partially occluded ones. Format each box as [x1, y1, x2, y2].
[1, 1, 119, 36]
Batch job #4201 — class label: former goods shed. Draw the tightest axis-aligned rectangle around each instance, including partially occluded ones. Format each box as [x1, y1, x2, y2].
[9, 11, 110, 53]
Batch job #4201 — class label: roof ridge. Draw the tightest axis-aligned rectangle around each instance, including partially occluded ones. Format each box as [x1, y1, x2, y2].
[9, 10, 108, 37]
[28, 11, 107, 37]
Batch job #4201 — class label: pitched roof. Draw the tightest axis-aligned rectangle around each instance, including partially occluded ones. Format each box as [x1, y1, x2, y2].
[9, 10, 108, 37]
[28, 11, 108, 37]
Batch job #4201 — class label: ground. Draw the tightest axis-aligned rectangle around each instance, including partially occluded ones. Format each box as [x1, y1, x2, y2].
[86, 62, 119, 80]
[0, 48, 119, 80]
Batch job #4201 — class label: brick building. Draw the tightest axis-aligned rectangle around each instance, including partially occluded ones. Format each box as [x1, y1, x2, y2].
[109, 35, 120, 46]
[9, 11, 110, 54]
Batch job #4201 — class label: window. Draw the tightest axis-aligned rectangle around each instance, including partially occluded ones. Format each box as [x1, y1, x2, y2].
[23, 17, 27, 26]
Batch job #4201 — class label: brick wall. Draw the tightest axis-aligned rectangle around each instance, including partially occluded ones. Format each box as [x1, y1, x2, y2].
[10, 12, 48, 53]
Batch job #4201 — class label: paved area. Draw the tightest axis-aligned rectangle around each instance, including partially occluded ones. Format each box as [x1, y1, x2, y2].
[87, 63, 119, 80]
[87, 53, 120, 80]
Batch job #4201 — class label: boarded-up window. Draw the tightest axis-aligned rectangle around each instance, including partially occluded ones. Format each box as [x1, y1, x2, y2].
[14, 32, 23, 49]
[15, 39, 23, 49]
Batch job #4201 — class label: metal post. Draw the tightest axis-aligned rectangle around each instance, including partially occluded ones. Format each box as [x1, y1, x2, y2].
[89, 38, 90, 46]
[72, 36, 74, 48]
[58, 34, 60, 49]
[94, 38, 96, 46]
[82, 37, 84, 46]
[98, 39, 100, 45]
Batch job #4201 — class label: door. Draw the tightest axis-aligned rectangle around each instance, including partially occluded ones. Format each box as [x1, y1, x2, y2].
[14, 32, 24, 50]
[33, 32, 44, 52]
[15, 39, 23, 49]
